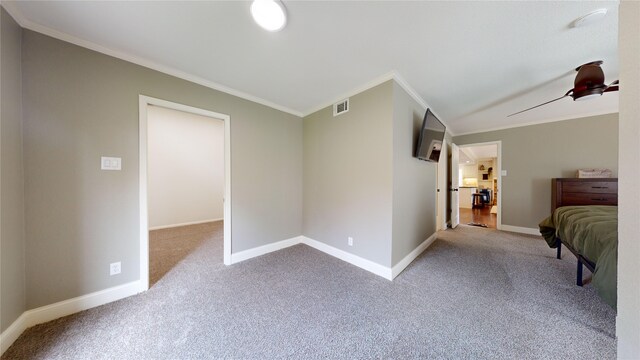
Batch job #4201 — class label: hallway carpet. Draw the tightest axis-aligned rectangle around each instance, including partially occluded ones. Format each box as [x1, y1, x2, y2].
[2, 226, 616, 359]
[149, 221, 222, 286]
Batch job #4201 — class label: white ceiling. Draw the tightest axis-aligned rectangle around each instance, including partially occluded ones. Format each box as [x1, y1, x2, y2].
[4, 1, 620, 135]
[460, 145, 498, 163]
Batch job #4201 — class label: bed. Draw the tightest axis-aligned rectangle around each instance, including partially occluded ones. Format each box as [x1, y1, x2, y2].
[538, 178, 618, 308]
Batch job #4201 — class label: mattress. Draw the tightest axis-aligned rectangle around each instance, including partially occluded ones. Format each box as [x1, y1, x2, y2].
[539, 205, 617, 308]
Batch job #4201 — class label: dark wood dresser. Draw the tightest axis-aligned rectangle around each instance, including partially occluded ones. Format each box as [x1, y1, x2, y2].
[551, 178, 618, 212]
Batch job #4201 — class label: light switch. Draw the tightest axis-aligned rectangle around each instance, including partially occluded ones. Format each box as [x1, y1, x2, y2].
[501, 170, 507, 176]
[101, 156, 122, 171]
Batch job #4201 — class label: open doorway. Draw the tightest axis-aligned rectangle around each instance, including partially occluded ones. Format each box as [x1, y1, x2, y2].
[457, 142, 501, 229]
[139, 96, 231, 292]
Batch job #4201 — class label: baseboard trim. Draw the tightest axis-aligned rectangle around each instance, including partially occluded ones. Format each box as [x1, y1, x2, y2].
[149, 218, 222, 231]
[391, 232, 439, 279]
[0, 313, 27, 355]
[501, 225, 541, 236]
[230, 235, 395, 280]
[300, 237, 393, 280]
[1, 280, 141, 355]
[230, 236, 303, 264]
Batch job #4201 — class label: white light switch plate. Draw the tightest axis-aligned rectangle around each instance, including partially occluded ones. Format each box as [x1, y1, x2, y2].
[101, 157, 122, 171]
[501, 170, 507, 176]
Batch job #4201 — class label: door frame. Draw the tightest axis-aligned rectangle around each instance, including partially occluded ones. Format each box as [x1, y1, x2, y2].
[436, 138, 448, 230]
[450, 143, 460, 228]
[457, 140, 502, 230]
[138, 95, 232, 292]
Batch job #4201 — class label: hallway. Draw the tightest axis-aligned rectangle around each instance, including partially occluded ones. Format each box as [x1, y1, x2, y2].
[460, 206, 496, 228]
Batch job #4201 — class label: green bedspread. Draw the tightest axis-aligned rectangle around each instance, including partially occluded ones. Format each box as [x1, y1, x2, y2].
[539, 205, 617, 309]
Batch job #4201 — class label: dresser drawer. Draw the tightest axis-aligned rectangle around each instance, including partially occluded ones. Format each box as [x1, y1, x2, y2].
[561, 192, 618, 206]
[552, 178, 618, 212]
[562, 181, 617, 194]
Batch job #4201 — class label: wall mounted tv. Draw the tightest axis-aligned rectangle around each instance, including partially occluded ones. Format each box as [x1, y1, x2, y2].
[415, 108, 446, 162]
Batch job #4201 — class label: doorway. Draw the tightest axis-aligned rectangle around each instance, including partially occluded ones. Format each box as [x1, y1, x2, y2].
[138, 96, 231, 292]
[452, 141, 502, 229]
[436, 138, 448, 230]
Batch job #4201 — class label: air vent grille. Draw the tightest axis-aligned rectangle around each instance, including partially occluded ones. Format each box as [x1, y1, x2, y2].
[333, 98, 349, 116]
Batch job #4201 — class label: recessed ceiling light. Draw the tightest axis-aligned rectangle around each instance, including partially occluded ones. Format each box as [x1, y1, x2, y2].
[571, 8, 608, 28]
[251, 0, 287, 32]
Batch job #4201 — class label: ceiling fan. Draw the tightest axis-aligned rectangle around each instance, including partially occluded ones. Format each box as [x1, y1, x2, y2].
[508, 61, 619, 117]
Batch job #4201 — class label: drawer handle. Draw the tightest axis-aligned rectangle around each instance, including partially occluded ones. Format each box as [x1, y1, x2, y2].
[591, 186, 608, 189]
[591, 198, 608, 201]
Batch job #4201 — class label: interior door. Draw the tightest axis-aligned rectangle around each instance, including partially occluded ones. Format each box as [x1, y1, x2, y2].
[451, 143, 460, 228]
[437, 138, 448, 230]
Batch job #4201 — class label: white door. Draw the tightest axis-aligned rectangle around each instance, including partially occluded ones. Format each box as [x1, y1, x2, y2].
[451, 143, 460, 228]
[437, 138, 448, 230]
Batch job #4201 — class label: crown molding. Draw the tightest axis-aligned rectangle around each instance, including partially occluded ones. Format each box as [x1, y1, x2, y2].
[452, 110, 618, 137]
[3, 2, 610, 136]
[301, 70, 455, 135]
[391, 71, 454, 135]
[302, 71, 396, 117]
[0, 2, 451, 131]
[0, 2, 304, 118]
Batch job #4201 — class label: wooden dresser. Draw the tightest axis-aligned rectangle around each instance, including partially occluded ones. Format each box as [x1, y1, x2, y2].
[551, 178, 618, 212]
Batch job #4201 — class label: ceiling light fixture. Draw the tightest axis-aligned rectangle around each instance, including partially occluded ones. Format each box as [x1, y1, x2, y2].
[251, 0, 287, 32]
[571, 8, 608, 28]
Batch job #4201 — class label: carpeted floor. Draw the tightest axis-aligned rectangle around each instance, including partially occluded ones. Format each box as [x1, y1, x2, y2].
[2, 225, 616, 359]
[149, 221, 222, 286]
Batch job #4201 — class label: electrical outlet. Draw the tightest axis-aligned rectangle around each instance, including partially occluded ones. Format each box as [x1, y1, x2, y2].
[110, 262, 121, 276]
[348, 237, 353, 246]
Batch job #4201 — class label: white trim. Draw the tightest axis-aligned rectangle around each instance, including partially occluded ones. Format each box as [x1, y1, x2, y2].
[393, 72, 427, 111]
[1, 1, 615, 137]
[148, 218, 223, 231]
[0, 2, 302, 118]
[501, 225, 541, 236]
[231, 235, 437, 282]
[391, 232, 439, 279]
[457, 141, 502, 230]
[139, 95, 232, 294]
[0, 313, 27, 355]
[300, 237, 393, 280]
[139, 99, 150, 292]
[230, 236, 303, 264]
[453, 110, 618, 137]
[1, 281, 141, 355]
[302, 71, 453, 133]
[304, 72, 395, 116]
[392, 72, 453, 133]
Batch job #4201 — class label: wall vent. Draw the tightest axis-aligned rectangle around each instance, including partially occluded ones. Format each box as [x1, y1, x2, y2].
[333, 98, 349, 116]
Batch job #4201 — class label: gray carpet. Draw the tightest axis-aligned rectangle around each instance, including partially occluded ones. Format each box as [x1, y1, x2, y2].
[2, 225, 616, 359]
[149, 221, 221, 286]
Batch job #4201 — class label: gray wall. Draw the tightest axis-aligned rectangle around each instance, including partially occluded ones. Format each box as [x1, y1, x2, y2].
[391, 82, 437, 266]
[22, 30, 302, 309]
[1, 7, 26, 333]
[303, 81, 394, 267]
[453, 113, 618, 228]
[617, 2, 640, 355]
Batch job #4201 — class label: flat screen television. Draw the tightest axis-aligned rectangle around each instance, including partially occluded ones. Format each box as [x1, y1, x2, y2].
[415, 109, 446, 162]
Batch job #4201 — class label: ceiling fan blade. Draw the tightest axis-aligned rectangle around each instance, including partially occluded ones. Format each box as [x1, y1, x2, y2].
[508, 90, 572, 117]
[604, 80, 619, 93]
[575, 62, 605, 88]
